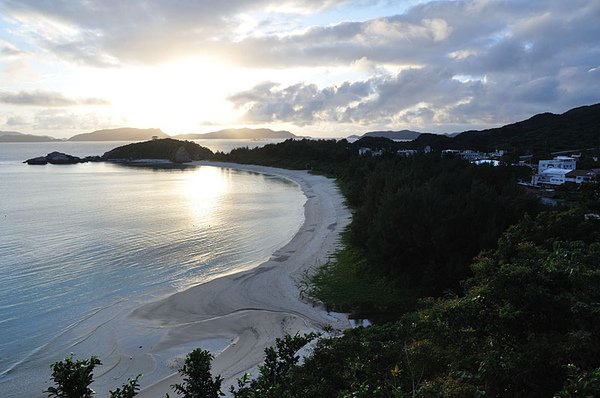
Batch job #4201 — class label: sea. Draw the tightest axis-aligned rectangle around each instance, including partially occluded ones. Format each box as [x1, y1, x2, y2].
[0, 139, 304, 396]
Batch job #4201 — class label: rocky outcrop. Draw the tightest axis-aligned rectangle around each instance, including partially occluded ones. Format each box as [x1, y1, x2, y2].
[25, 156, 50, 165]
[24, 152, 103, 165]
[172, 146, 192, 163]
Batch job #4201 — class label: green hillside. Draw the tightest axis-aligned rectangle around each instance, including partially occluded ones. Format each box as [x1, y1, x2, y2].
[404, 103, 600, 156]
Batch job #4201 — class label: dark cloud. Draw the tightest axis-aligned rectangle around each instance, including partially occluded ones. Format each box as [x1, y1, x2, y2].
[225, 0, 600, 130]
[229, 79, 375, 125]
[0, 90, 110, 106]
[230, 63, 600, 130]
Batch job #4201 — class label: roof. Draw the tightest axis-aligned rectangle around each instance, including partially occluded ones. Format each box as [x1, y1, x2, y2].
[566, 169, 595, 177]
[554, 156, 576, 161]
[540, 168, 571, 176]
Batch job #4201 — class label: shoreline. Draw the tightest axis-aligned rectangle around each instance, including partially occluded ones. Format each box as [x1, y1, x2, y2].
[133, 161, 351, 397]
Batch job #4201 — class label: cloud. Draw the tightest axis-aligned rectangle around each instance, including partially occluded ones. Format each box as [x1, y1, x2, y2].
[0, 42, 24, 57]
[0, 0, 347, 66]
[32, 109, 113, 131]
[1, 0, 599, 132]
[229, 62, 600, 130]
[5, 115, 29, 126]
[229, 79, 375, 125]
[3, 0, 599, 71]
[0, 90, 109, 106]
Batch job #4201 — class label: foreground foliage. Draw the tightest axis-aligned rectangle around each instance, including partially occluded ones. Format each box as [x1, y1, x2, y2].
[290, 208, 600, 397]
[230, 333, 318, 398]
[46, 356, 140, 398]
[171, 348, 224, 398]
[46, 355, 102, 398]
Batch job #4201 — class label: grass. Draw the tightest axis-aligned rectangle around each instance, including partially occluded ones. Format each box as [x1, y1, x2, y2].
[301, 239, 417, 322]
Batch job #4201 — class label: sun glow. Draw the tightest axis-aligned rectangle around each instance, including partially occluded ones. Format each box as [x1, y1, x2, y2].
[112, 59, 243, 132]
[71, 57, 251, 134]
[181, 166, 231, 223]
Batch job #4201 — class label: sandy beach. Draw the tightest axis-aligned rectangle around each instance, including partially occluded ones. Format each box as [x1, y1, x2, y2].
[132, 161, 351, 397]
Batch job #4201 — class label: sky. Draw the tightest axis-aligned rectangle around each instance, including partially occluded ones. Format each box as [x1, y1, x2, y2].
[0, 0, 599, 138]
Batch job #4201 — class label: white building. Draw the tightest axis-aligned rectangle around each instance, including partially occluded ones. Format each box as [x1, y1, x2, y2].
[358, 147, 383, 156]
[460, 150, 484, 161]
[534, 168, 572, 185]
[397, 149, 417, 156]
[473, 159, 501, 166]
[358, 147, 371, 156]
[538, 156, 576, 173]
[566, 169, 597, 184]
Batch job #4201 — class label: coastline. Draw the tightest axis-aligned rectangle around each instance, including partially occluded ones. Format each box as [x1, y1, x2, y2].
[133, 161, 351, 397]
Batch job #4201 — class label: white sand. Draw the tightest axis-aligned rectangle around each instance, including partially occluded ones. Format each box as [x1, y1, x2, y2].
[133, 161, 351, 397]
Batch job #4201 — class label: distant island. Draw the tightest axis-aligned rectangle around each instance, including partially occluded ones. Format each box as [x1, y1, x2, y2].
[102, 138, 213, 163]
[68, 128, 169, 141]
[0, 131, 61, 142]
[173, 128, 296, 140]
[7, 103, 600, 149]
[2, 127, 296, 142]
[362, 130, 421, 140]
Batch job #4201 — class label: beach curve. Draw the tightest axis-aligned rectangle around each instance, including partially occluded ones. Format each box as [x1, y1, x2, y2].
[133, 161, 351, 397]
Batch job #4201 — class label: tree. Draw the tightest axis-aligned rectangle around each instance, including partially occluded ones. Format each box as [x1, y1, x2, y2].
[46, 355, 142, 398]
[171, 349, 224, 398]
[46, 355, 101, 398]
[230, 333, 318, 398]
[109, 375, 141, 398]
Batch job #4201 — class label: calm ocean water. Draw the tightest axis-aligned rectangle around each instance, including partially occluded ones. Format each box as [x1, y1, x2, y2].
[0, 140, 303, 396]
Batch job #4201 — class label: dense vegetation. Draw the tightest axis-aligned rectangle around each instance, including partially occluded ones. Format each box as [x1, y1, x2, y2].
[102, 138, 214, 161]
[212, 138, 600, 396]
[403, 103, 600, 157]
[285, 207, 600, 397]
[214, 140, 541, 318]
[215, 138, 355, 173]
[46, 125, 600, 396]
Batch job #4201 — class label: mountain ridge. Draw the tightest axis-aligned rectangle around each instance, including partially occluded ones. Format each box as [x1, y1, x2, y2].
[68, 128, 168, 141]
[0, 131, 61, 142]
[362, 130, 421, 140]
[402, 103, 600, 155]
[173, 128, 296, 140]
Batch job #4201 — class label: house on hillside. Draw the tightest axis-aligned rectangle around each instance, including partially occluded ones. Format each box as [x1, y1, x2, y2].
[565, 169, 598, 184]
[530, 156, 598, 186]
[532, 156, 576, 185]
[441, 149, 490, 161]
[474, 159, 501, 166]
[396, 149, 417, 156]
[358, 147, 383, 156]
[533, 168, 572, 185]
[460, 150, 486, 161]
[358, 147, 371, 156]
[538, 156, 577, 173]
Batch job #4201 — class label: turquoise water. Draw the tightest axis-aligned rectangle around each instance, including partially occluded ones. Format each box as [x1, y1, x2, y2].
[0, 142, 304, 396]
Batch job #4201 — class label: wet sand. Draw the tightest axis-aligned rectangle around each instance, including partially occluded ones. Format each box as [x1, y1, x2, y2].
[133, 162, 351, 397]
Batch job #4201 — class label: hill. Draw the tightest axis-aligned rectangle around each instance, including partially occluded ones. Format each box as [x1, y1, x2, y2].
[102, 138, 213, 162]
[174, 128, 296, 140]
[0, 131, 61, 142]
[406, 103, 600, 155]
[69, 128, 168, 141]
[362, 129, 421, 140]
